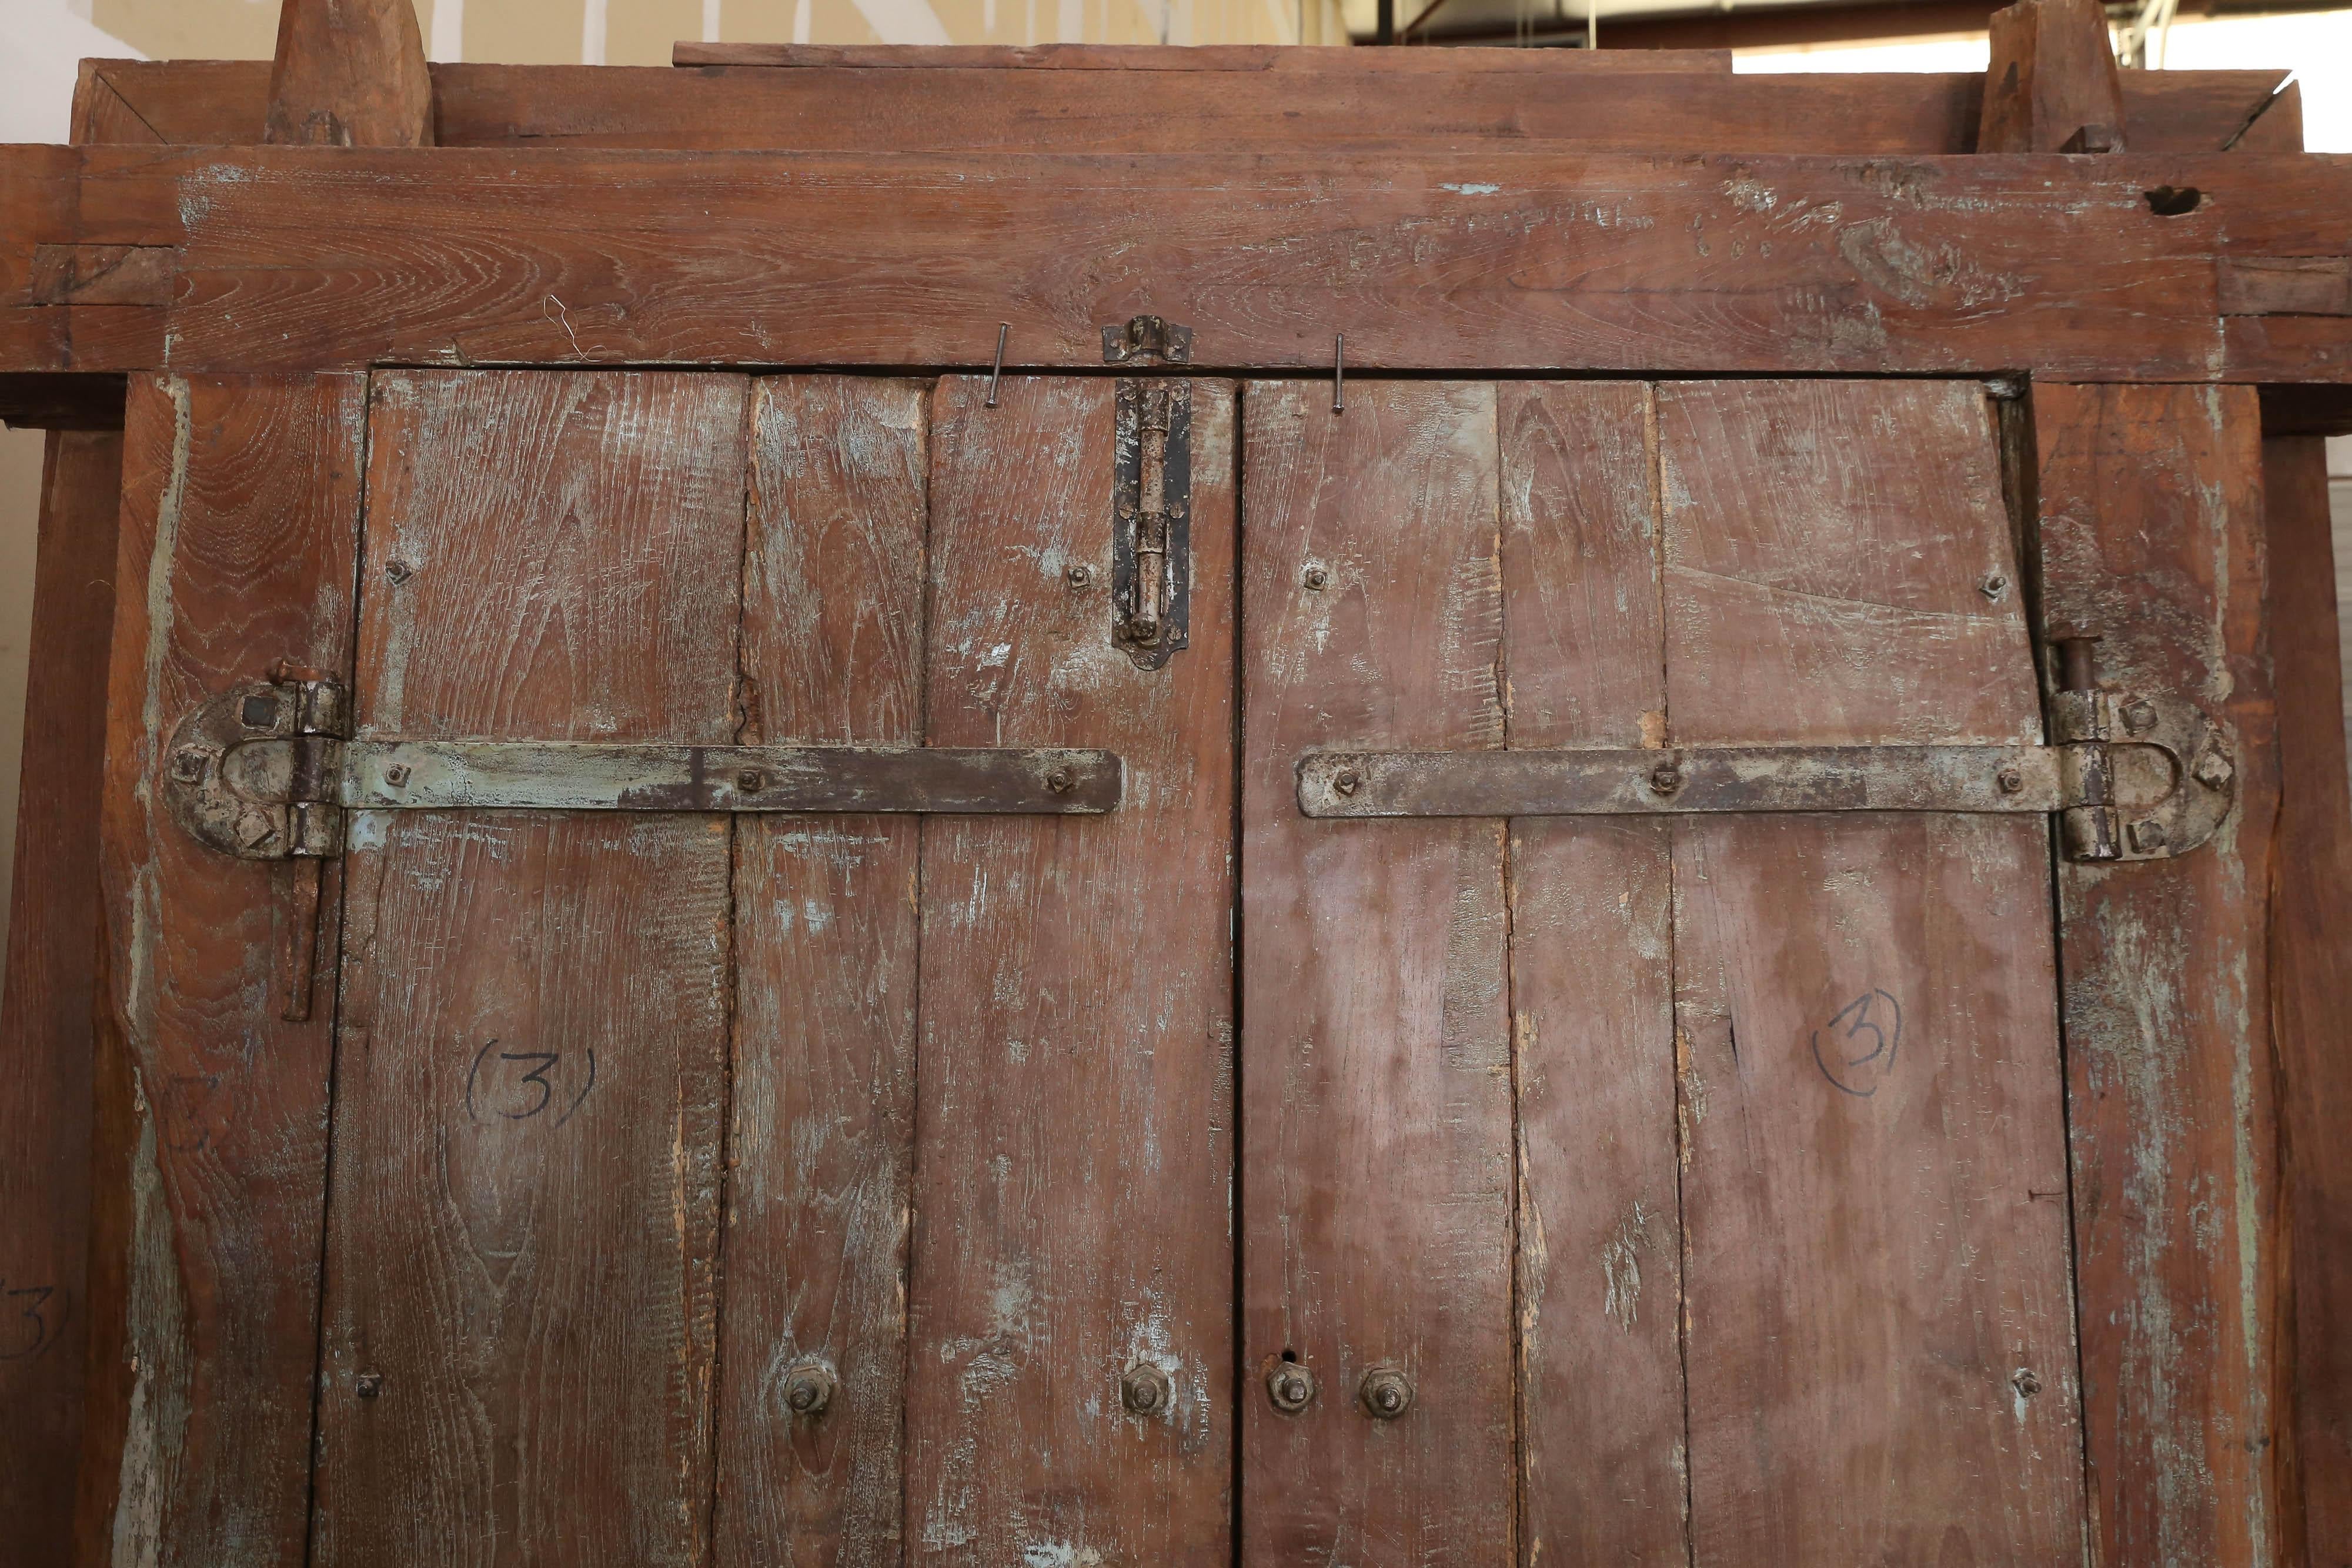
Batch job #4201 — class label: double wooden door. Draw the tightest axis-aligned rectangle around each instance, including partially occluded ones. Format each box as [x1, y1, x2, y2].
[129, 369, 2087, 1564]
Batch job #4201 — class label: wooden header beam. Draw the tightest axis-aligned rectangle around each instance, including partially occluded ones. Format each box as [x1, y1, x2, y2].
[1, 145, 2346, 383]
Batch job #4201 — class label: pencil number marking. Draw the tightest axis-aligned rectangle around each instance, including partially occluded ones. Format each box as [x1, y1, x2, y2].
[1811, 988, 1903, 1099]
[465, 1039, 598, 1127]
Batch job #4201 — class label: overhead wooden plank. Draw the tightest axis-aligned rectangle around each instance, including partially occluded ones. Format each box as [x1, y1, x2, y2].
[1980, 0, 2127, 153]
[1240, 379, 1512, 1565]
[2033, 381, 2280, 1568]
[1662, 380, 2085, 1562]
[1497, 382, 1686, 1564]
[91, 372, 365, 1566]
[313, 370, 746, 1566]
[265, 0, 433, 148]
[0, 429, 122, 1565]
[717, 375, 927, 1566]
[2264, 434, 2352, 1566]
[72, 57, 2288, 155]
[907, 374, 1236, 1563]
[673, 41, 1732, 69]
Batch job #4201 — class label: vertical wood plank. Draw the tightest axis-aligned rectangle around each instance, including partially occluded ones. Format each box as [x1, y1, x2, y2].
[2034, 382, 2280, 1568]
[1497, 382, 1688, 1566]
[0, 429, 122, 1566]
[717, 376, 927, 1566]
[1663, 380, 2086, 1563]
[1240, 379, 1512, 1566]
[313, 370, 746, 1566]
[92, 373, 366, 1567]
[264, 0, 433, 148]
[1980, 0, 2128, 153]
[2265, 434, 2352, 1567]
[906, 374, 1236, 1564]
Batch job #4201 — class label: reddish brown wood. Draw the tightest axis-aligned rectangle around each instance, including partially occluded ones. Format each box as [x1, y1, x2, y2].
[673, 41, 1728, 68]
[2223, 258, 2352, 316]
[906, 373, 1237, 1564]
[1241, 379, 1512, 1566]
[91, 372, 365, 1566]
[66, 57, 2283, 157]
[2034, 382, 2280, 1568]
[1661, 380, 2084, 1563]
[1499, 382, 1686, 1565]
[1981, 0, 2127, 153]
[2263, 435, 2352, 1568]
[717, 376, 927, 1564]
[312, 371, 745, 1565]
[0, 429, 122, 1567]
[264, 0, 432, 148]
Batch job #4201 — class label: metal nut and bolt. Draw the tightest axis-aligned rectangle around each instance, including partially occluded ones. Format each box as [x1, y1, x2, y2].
[1358, 1366, 1414, 1421]
[1121, 1362, 1172, 1417]
[1980, 572, 2009, 600]
[2011, 1368, 2042, 1399]
[1649, 760, 1685, 796]
[385, 560, 413, 584]
[1067, 564, 1094, 589]
[2128, 818, 2169, 854]
[1996, 766, 2025, 795]
[737, 768, 766, 793]
[1303, 565, 1331, 591]
[1046, 768, 1075, 794]
[1266, 1362, 1317, 1414]
[1333, 769, 1362, 797]
[171, 747, 211, 784]
[781, 1358, 836, 1417]
[355, 1372, 385, 1400]
[2194, 750, 2234, 790]
[384, 763, 412, 788]
[2122, 700, 2159, 735]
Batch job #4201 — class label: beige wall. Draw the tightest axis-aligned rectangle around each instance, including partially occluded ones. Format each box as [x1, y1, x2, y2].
[0, 430, 42, 957]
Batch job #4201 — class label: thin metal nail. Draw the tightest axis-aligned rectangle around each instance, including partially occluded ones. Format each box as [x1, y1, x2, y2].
[1332, 333, 1345, 414]
[985, 323, 1010, 408]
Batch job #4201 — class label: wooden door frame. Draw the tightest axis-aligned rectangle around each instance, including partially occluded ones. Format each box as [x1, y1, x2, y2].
[2, 0, 2346, 1562]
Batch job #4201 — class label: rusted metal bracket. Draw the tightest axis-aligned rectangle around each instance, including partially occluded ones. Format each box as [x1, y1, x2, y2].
[1111, 377, 1191, 670]
[1101, 315, 1192, 366]
[1295, 692, 2234, 864]
[168, 677, 1124, 861]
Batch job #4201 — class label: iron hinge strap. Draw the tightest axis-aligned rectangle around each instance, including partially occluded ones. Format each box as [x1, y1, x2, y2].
[1296, 696, 2236, 864]
[167, 678, 1123, 862]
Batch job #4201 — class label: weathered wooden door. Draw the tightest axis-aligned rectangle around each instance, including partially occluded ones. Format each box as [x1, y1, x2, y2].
[1238, 379, 2088, 1565]
[108, 367, 2244, 1567]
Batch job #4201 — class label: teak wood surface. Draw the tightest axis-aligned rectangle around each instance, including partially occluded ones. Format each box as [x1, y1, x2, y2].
[3, 11, 2349, 1568]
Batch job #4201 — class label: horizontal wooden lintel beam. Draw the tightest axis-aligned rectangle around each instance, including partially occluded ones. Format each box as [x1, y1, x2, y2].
[1, 145, 2347, 382]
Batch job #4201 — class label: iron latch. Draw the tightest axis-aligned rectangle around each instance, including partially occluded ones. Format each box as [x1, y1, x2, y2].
[1101, 315, 1192, 366]
[1295, 691, 2234, 864]
[1112, 379, 1191, 670]
[168, 677, 1124, 861]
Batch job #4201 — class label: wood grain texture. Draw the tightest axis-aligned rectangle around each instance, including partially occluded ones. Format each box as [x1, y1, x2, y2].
[1981, 0, 2128, 153]
[0, 429, 122, 1567]
[2033, 381, 2280, 1568]
[91, 373, 365, 1567]
[1498, 382, 1686, 1565]
[717, 376, 927, 1565]
[1240, 379, 1512, 1566]
[80, 146, 2342, 381]
[265, 0, 433, 149]
[71, 56, 2283, 157]
[1664, 380, 2084, 1564]
[314, 371, 747, 1566]
[904, 374, 1236, 1564]
[1658, 380, 2044, 747]
[2264, 435, 2352, 1568]
[671, 42, 1730, 69]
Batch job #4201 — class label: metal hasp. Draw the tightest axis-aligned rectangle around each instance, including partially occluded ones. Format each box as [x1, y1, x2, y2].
[1100, 314, 1192, 366]
[1295, 691, 2235, 864]
[167, 677, 1124, 861]
[1111, 377, 1191, 670]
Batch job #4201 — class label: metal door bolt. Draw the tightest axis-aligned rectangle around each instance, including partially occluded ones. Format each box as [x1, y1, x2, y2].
[1267, 1361, 1317, 1414]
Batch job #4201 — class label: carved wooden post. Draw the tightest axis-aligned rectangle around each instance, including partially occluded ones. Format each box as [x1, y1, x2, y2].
[1980, 0, 2127, 153]
[265, 0, 435, 148]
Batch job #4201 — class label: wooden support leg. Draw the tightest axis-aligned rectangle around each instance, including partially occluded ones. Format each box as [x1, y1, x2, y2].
[0, 429, 122, 1567]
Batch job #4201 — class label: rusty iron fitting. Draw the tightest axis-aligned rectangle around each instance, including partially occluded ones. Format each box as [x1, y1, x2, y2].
[1358, 1365, 1414, 1420]
[781, 1358, 836, 1417]
[1266, 1362, 1317, 1415]
[1121, 1362, 1172, 1417]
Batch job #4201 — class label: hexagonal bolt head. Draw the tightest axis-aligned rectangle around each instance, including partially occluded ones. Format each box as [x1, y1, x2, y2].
[2122, 700, 2159, 735]
[1067, 564, 1094, 589]
[384, 763, 412, 789]
[355, 1372, 385, 1400]
[2010, 1368, 2042, 1399]
[1121, 1362, 1172, 1417]
[1046, 768, 1075, 794]
[1358, 1365, 1414, 1421]
[1333, 770, 1362, 797]
[2127, 818, 2170, 854]
[1979, 572, 2009, 600]
[737, 768, 766, 794]
[1648, 761, 1685, 796]
[1302, 565, 1331, 591]
[1996, 766, 2025, 795]
[781, 1358, 837, 1417]
[2193, 750, 2234, 790]
[1266, 1362, 1317, 1415]
[171, 747, 212, 785]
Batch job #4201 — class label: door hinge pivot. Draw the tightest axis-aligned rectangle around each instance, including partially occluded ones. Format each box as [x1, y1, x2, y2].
[1112, 378, 1191, 670]
[166, 676, 1125, 861]
[1101, 315, 1192, 366]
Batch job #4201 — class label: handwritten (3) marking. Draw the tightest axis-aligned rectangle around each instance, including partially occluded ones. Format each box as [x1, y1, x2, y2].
[0, 1279, 61, 1361]
[1811, 989, 1903, 1098]
[464, 1039, 599, 1127]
